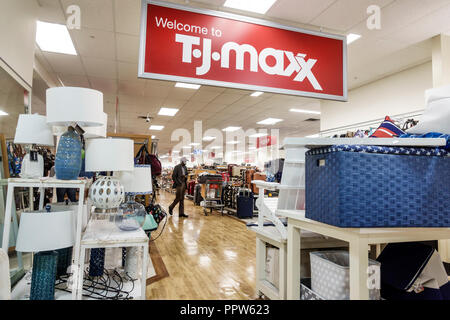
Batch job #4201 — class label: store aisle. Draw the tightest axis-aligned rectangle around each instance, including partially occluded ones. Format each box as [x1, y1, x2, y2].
[146, 191, 257, 300]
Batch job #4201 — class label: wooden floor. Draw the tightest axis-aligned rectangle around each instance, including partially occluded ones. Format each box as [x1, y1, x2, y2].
[146, 191, 257, 300]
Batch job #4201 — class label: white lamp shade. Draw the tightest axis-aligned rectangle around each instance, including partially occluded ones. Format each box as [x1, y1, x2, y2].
[46, 87, 104, 127]
[53, 112, 108, 138]
[114, 165, 153, 194]
[14, 114, 54, 146]
[85, 138, 134, 172]
[15, 211, 75, 252]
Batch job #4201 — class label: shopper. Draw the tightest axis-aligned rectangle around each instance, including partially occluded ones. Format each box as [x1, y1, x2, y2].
[169, 157, 189, 218]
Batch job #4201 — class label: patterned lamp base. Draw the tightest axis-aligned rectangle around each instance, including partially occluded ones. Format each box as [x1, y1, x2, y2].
[89, 248, 105, 277]
[30, 251, 58, 300]
[55, 247, 73, 277]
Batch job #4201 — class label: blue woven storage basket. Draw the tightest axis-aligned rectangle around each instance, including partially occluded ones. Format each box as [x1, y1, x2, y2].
[305, 148, 450, 227]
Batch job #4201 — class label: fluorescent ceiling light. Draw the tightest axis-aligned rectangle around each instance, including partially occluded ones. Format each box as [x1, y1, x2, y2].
[249, 133, 268, 138]
[249, 147, 257, 150]
[36, 21, 77, 55]
[257, 118, 283, 125]
[149, 125, 164, 131]
[203, 136, 216, 141]
[347, 33, 362, 45]
[189, 143, 200, 146]
[227, 141, 239, 145]
[306, 134, 320, 138]
[0, 110, 8, 116]
[172, 150, 180, 153]
[211, 146, 222, 149]
[290, 108, 321, 115]
[151, 135, 156, 139]
[223, 0, 276, 14]
[182, 146, 192, 149]
[175, 82, 201, 89]
[158, 107, 179, 116]
[222, 126, 241, 132]
[250, 91, 263, 97]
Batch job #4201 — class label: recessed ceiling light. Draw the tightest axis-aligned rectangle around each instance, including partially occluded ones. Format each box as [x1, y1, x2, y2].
[203, 136, 216, 141]
[36, 21, 77, 55]
[158, 107, 179, 116]
[172, 150, 180, 153]
[224, 0, 277, 14]
[222, 126, 241, 132]
[211, 146, 222, 149]
[227, 141, 239, 145]
[250, 91, 263, 97]
[257, 118, 283, 125]
[0, 110, 8, 116]
[175, 82, 201, 89]
[189, 143, 200, 146]
[290, 108, 321, 115]
[149, 125, 164, 131]
[182, 146, 192, 149]
[347, 33, 362, 45]
[151, 135, 156, 139]
[249, 133, 268, 138]
[249, 147, 257, 150]
[306, 134, 320, 138]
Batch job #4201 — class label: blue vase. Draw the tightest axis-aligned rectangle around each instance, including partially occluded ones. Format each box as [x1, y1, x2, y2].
[55, 128, 82, 180]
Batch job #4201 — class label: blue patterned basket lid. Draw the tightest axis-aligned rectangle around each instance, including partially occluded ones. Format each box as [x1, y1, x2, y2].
[306, 144, 450, 157]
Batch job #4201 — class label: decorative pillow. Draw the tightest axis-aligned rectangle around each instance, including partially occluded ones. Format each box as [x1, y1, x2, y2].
[408, 85, 450, 135]
[370, 116, 406, 138]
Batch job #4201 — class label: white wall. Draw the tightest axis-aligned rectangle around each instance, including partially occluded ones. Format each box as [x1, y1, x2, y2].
[0, 0, 38, 90]
[320, 62, 433, 133]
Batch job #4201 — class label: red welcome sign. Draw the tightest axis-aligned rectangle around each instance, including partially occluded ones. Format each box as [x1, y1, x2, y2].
[139, 1, 347, 101]
[257, 135, 277, 149]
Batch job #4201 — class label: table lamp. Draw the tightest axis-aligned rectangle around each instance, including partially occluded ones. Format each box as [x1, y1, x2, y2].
[114, 165, 153, 231]
[14, 114, 54, 178]
[53, 112, 108, 139]
[15, 209, 75, 300]
[85, 138, 134, 212]
[46, 87, 104, 180]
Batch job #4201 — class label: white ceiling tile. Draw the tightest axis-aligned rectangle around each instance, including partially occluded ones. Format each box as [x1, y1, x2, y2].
[118, 79, 145, 96]
[43, 52, 85, 76]
[311, 0, 394, 32]
[70, 28, 116, 60]
[118, 62, 139, 80]
[114, 0, 141, 35]
[61, 0, 114, 32]
[116, 33, 140, 63]
[144, 84, 171, 99]
[89, 77, 117, 95]
[268, 0, 335, 25]
[57, 73, 90, 87]
[82, 57, 117, 78]
[211, 93, 245, 105]
[36, 0, 66, 24]
[190, 90, 222, 103]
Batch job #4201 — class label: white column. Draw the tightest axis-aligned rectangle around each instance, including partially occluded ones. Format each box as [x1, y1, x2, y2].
[432, 34, 450, 263]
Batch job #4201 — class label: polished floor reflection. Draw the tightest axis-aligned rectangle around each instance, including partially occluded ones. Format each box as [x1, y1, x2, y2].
[146, 191, 256, 300]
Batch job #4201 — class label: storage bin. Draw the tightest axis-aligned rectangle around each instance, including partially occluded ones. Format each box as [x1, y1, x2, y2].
[310, 251, 380, 300]
[300, 278, 325, 300]
[305, 146, 450, 227]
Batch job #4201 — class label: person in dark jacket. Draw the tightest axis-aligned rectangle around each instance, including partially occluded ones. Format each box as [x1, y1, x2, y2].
[169, 157, 189, 218]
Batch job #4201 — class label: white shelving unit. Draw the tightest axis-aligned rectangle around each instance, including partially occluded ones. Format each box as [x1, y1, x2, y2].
[1, 178, 86, 300]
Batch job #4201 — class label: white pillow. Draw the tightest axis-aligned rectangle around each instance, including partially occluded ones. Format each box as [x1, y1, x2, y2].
[408, 85, 450, 135]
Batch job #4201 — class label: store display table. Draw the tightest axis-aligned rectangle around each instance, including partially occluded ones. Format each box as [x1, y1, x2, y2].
[277, 209, 450, 300]
[79, 219, 149, 300]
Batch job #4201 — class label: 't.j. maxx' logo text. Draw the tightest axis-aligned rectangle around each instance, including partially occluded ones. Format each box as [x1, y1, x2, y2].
[175, 34, 323, 91]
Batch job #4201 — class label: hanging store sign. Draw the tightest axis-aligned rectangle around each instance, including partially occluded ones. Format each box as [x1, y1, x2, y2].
[257, 135, 277, 149]
[139, 0, 347, 101]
